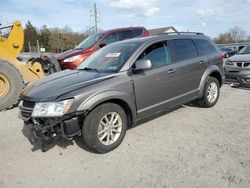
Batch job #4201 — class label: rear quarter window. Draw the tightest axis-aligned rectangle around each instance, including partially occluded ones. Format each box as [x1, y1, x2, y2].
[172, 39, 198, 62]
[133, 29, 143, 37]
[118, 30, 133, 40]
[194, 39, 216, 56]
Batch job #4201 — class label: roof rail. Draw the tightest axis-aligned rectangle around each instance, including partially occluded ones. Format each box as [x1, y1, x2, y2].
[158, 32, 204, 36]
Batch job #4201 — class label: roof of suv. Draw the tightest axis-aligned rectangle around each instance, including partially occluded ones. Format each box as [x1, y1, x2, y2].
[111, 32, 210, 46]
[96, 26, 147, 34]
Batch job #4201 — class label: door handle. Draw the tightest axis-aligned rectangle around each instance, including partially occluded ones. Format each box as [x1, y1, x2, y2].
[200, 61, 206, 65]
[167, 69, 177, 74]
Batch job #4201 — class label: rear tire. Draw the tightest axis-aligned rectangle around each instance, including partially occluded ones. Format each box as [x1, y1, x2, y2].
[197, 76, 220, 108]
[0, 60, 24, 111]
[82, 103, 127, 153]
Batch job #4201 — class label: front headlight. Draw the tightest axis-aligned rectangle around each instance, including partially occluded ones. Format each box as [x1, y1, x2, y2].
[32, 99, 74, 117]
[225, 59, 233, 65]
[63, 55, 81, 63]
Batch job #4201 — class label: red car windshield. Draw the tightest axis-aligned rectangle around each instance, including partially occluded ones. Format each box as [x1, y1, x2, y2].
[75, 33, 104, 51]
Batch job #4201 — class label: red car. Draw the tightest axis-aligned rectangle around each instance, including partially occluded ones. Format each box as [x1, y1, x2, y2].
[57, 27, 150, 70]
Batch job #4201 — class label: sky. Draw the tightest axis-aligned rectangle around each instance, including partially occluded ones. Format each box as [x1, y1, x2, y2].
[1, 0, 250, 38]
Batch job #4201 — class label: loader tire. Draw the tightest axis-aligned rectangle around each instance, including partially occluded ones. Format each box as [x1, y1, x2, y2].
[0, 60, 24, 111]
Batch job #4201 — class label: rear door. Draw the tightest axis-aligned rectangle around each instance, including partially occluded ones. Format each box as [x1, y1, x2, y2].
[169, 39, 207, 94]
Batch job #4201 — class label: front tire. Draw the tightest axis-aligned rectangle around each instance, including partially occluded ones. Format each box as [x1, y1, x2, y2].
[82, 103, 127, 153]
[197, 76, 220, 108]
[0, 60, 24, 111]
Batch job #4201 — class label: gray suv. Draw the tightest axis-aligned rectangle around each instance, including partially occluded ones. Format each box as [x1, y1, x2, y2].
[224, 45, 250, 85]
[19, 33, 224, 153]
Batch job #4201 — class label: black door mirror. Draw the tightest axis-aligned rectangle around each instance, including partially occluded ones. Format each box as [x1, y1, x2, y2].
[134, 59, 152, 71]
[99, 43, 106, 48]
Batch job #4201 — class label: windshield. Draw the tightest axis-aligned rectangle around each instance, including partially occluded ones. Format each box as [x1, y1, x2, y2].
[77, 43, 140, 73]
[238, 45, 250, 54]
[75, 33, 104, 50]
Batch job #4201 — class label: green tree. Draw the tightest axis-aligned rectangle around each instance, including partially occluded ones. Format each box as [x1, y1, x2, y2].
[24, 21, 39, 52]
[39, 25, 51, 51]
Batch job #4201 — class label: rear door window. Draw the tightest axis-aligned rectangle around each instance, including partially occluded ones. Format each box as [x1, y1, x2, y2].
[171, 39, 198, 62]
[102, 32, 119, 45]
[133, 29, 143, 37]
[118, 30, 133, 40]
[194, 39, 216, 56]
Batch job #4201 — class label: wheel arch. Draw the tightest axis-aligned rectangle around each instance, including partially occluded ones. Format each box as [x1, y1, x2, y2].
[77, 91, 136, 128]
[198, 65, 223, 98]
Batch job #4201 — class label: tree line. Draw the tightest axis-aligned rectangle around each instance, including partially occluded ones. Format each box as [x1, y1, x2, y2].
[23, 21, 250, 53]
[214, 26, 250, 44]
[23, 21, 88, 53]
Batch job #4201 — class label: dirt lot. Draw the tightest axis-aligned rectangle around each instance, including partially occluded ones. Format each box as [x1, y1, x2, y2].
[0, 84, 249, 188]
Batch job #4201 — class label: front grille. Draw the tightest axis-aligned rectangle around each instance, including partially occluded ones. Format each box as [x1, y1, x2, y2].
[23, 100, 35, 108]
[19, 100, 35, 121]
[243, 63, 250, 67]
[236, 62, 250, 67]
[237, 63, 243, 67]
[21, 111, 32, 119]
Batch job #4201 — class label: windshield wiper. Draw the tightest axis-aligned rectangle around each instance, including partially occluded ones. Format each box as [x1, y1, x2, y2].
[79, 67, 100, 72]
[74, 47, 84, 50]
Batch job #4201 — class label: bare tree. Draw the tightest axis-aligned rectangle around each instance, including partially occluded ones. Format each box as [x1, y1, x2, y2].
[229, 26, 247, 43]
[214, 26, 247, 44]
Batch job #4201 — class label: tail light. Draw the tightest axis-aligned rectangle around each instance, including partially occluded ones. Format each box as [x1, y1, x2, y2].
[221, 53, 224, 61]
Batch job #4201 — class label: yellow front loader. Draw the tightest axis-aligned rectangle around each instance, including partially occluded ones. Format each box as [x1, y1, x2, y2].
[0, 20, 60, 111]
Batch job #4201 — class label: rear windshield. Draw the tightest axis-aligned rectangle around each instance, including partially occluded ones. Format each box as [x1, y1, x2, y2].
[75, 33, 104, 51]
[77, 43, 140, 73]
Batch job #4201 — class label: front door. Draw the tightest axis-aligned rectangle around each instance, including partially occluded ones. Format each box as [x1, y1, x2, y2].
[132, 41, 182, 119]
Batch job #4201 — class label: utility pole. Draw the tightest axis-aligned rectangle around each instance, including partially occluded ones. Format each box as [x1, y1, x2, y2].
[94, 3, 98, 33]
[90, 2, 100, 33]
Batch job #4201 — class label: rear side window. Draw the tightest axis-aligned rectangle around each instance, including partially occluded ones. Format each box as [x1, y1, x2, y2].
[119, 30, 133, 40]
[133, 29, 143, 37]
[172, 39, 198, 62]
[102, 32, 119, 45]
[194, 39, 216, 56]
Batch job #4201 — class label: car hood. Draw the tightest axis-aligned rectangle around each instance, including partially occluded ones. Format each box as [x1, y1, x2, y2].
[20, 70, 113, 102]
[228, 54, 250, 62]
[57, 49, 84, 61]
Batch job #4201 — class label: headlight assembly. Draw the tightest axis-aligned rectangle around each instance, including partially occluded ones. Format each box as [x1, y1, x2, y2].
[225, 59, 233, 66]
[63, 55, 81, 63]
[32, 99, 74, 117]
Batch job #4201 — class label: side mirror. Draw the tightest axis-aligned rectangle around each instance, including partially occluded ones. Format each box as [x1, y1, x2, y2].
[99, 43, 106, 48]
[134, 59, 152, 71]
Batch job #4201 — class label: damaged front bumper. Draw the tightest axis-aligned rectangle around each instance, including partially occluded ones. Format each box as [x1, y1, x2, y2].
[19, 101, 83, 151]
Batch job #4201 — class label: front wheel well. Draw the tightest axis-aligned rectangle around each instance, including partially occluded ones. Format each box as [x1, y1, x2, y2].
[209, 71, 222, 87]
[86, 99, 134, 128]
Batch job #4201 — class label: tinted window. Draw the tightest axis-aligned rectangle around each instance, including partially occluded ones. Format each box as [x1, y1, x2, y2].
[75, 33, 104, 50]
[133, 29, 143, 37]
[119, 30, 133, 40]
[102, 32, 119, 45]
[138, 42, 171, 69]
[238, 45, 250, 54]
[194, 39, 216, 55]
[172, 39, 198, 62]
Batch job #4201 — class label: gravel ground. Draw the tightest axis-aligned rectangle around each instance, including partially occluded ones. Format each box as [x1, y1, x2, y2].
[0, 84, 249, 188]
